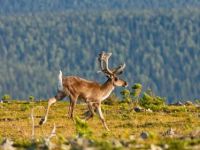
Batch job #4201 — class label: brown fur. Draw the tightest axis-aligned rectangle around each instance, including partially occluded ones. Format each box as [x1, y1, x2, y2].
[40, 75, 127, 131]
[61, 76, 122, 102]
[40, 52, 128, 131]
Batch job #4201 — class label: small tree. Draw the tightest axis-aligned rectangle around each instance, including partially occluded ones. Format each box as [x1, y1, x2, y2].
[29, 96, 35, 102]
[131, 83, 142, 105]
[2, 94, 11, 102]
[120, 89, 131, 103]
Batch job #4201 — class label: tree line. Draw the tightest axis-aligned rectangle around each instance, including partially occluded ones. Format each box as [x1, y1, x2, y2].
[0, 7, 200, 102]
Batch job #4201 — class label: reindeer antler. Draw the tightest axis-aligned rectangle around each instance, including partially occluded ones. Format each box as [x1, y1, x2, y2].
[98, 51, 113, 76]
[112, 63, 126, 75]
[98, 51, 126, 77]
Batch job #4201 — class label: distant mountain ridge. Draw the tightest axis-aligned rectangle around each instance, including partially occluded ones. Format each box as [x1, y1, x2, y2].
[1, 0, 200, 14]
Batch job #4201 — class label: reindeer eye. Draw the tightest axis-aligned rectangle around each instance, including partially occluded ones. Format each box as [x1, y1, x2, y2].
[114, 77, 119, 81]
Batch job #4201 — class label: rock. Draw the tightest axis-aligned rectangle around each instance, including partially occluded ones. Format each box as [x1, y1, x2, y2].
[195, 104, 200, 108]
[44, 140, 56, 150]
[129, 135, 135, 140]
[150, 144, 163, 150]
[61, 144, 71, 150]
[146, 108, 153, 113]
[162, 144, 169, 149]
[190, 129, 200, 138]
[69, 137, 93, 149]
[164, 128, 175, 137]
[0, 139, 15, 150]
[174, 101, 184, 106]
[189, 144, 200, 150]
[77, 137, 92, 146]
[134, 144, 145, 149]
[185, 101, 193, 106]
[140, 132, 149, 139]
[134, 106, 144, 112]
[112, 140, 122, 148]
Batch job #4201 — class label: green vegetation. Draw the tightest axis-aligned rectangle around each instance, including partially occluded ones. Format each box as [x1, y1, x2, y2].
[132, 83, 142, 97]
[120, 83, 143, 104]
[2, 94, 11, 101]
[138, 88, 166, 111]
[75, 116, 93, 138]
[29, 96, 35, 102]
[0, 100, 200, 149]
[120, 84, 166, 110]
[120, 89, 131, 103]
[131, 83, 142, 104]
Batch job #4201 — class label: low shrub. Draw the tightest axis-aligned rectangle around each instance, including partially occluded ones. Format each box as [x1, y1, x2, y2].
[120, 83, 143, 105]
[20, 104, 30, 111]
[167, 140, 187, 150]
[139, 89, 166, 111]
[75, 116, 92, 138]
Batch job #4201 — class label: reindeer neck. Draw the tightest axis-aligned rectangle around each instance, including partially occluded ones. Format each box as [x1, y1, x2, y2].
[100, 79, 115, 101]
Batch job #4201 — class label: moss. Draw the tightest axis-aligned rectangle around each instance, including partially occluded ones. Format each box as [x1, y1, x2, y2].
[167, 140, 188, 150]
[13, 139, 38, 149]
[20, 103, 31, 111]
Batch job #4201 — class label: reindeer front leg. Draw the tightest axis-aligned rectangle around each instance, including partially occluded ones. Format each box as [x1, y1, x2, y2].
[96, 103, 110, 131]
[68, 95, 78, 119]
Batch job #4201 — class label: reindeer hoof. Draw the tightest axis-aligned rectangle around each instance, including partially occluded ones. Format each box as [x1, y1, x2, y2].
[39, 117, 46, 125]
[105, 126, 110, 131]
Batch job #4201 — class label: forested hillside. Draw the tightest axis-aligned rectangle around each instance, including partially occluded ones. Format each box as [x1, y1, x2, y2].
[0, 1, 200, 102]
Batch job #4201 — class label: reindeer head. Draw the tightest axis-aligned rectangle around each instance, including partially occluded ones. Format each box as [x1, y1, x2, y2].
[98, 51, 128, 87]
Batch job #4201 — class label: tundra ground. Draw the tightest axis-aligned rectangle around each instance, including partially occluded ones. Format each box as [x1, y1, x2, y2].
[0, 101, 200, 149]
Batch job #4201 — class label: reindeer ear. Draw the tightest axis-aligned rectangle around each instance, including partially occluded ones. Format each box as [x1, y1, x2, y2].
[106, 74, 112, 78]
[116, 70, 123, 75]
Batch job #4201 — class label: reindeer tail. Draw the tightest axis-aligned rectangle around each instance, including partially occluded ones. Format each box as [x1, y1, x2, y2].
[58, 70, 63, 91]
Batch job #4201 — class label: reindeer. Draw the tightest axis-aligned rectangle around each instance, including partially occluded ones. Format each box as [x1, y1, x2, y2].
[39, 51, 128, 131]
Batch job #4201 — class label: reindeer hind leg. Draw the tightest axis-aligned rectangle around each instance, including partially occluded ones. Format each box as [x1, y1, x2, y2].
[39, 91, 66, 125]
[39, 97, 56, 125]
[85, 101, 95, 120]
